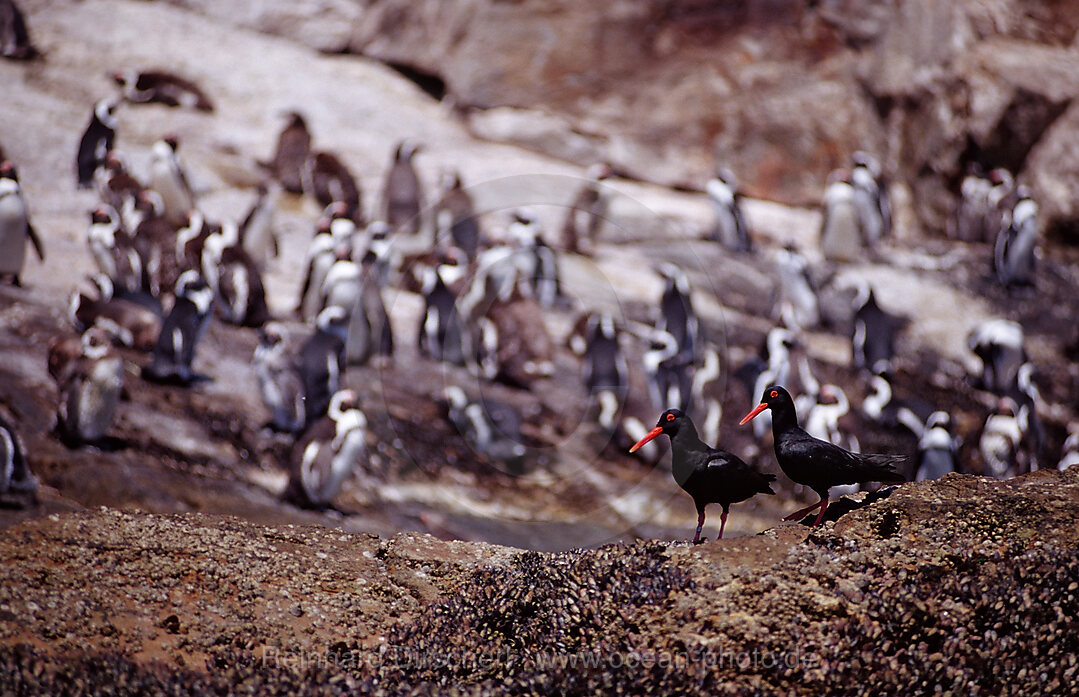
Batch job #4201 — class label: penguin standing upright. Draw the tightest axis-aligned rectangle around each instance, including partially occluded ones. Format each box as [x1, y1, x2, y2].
[690, 342, 724, 448]
[774, 247, 820, 330]
[86, 205, 141, 294]
[55, 328, 125, 445]
[819, 171, 862, 262]
[76, 99, 118, 188]
[916, 411, 959, 481]
[851, 282, 901, 375]
[304, 151, 362, 224]
[253, 323, 306, 433]
[148, 135, 195, 227]
[417, 262, 467, 365]
[285, 389, 367, 510]
[561, 163, 613, 255]
[382, 140, 423, 236]
[270, 112, 311, 195]
[850, 151, 890, 245]
[0, 408, 37, 507]
[299, 306, 347, 425]
[238, 183, 279, 270]
[297, 222, 337, 322]
[955, 164, 992, 242]
[435, 170, 480, 258]
[979, 398, 1023, 479]
[1, 0, 37, 60]
[968, 319, 1026, 395]
[143, 271, 213, 384]
[345, 250, 394, 366]
[994, 186, 1038, 288]
[581, 313, 628, 432]
[656, 263, 699, 363]
[706, 167, 751, 252]
[0, 161, 44, 286]
[202, 225, 269, 327]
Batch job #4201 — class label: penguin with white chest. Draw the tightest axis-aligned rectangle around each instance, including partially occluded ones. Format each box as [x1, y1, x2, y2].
[285, 390, 367, 510]
[0, 161, 44, 286]
[148, 135, 196, 227]
[346, 250, 394, 366]
[706, 167, 751, 252]
[143, 270, 214, 385]
[0, 408, 37, 508]
[580, 313, 628, 432]
[55, 328, 125, 446]
[253, 323, 306, 434]
[994, 186, 1038, 288]
[299, 306, 347, 426]
[76, 99, 118, 188]
[382, 140, 424, 237]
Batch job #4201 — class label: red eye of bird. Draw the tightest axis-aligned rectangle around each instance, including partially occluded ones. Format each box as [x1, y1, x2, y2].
[666, 413, 675, 422]
[770, 390, 778, 398]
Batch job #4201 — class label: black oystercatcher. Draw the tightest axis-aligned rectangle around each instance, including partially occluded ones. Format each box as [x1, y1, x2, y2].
[740, 385, 905, 527]
[630, 409, 776, 542]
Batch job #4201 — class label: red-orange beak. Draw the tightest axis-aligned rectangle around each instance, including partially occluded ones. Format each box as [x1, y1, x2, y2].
[629, 426, 664, 453]
[739, 402, 769, 425]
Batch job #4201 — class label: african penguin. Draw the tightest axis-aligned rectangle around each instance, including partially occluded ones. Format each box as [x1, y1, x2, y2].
[0, 408, 36, 508]
[56, 327, 125, 446]
[819, 171, 862, 262]
[1, 0, 37, 60]
[304, 151, 362, 225]
[850, 151, 890, 245]
[270, 111, 311, 195]
[0, 160, 44, 286]
[774, 247, 819, 331]
[994, 186, 1038, 288]
[444, 386, 527, 468]
[582, 313, 628, 432]
[112, 69, 214, 111]
[76, 99, 118, 188]
[143, 270, 213, 385]
[253, 323, 306, 434]
[706, 167, 751, 252]
[382, 140, 424, 236]
[435, 170, 481, 259]
[285, 389, 367, 510]
[851, 282, 900, 375]
[345, 250, 394, 367]
[417, 263, 468, 365]
[915, 411, 959, 481]
[561, 162, 613, 255]
[968, 319, 1026, 395]
[299, 306, 347, 426]
[238, 183, 279, 270]
[148, 135, 195, 227]
[297, 229, 338, 323]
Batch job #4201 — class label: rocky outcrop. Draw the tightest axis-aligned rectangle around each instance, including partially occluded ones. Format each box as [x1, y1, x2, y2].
[1, 469, 1077, 694]
[155, 0, 1079, 240]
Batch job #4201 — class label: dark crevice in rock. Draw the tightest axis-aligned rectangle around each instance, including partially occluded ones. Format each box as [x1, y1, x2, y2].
[385, 61, 447, 102]
[965, 89, 1072, 175]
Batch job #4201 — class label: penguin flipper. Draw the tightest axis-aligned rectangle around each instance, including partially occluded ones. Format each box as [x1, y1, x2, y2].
[27, 223, 45, 262]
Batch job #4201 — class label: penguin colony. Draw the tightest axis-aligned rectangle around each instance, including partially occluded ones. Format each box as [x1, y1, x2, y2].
[0, 4, 1074, 533]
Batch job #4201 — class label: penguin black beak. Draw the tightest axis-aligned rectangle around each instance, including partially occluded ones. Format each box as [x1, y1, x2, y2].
[629, 426, 664, 453]
[739, 403, 769, 425]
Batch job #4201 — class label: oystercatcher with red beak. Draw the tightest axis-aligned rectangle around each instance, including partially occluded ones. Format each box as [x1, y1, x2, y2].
[630, 409, 776, 542]
[740, 385, 905, 527]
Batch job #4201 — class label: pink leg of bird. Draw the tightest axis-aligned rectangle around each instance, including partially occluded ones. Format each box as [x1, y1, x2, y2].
[717, 511, 728, 540]
[693, 512, 705, 544]
[812, 498, 830, 527]
[783, 498, 824, 522]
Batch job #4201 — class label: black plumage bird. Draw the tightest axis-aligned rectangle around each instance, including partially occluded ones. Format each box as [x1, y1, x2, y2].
[630, 408, 775, 542]
[740, 385, 905, 527]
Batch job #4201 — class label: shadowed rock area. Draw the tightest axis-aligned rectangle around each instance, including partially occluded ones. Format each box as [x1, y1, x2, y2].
[1, 469, 1077, 694]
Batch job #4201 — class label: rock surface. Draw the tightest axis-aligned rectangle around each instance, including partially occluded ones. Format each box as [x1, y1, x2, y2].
[1, 469, 1077, 694]
[161, 0, 1079, 241]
